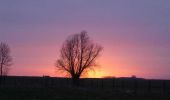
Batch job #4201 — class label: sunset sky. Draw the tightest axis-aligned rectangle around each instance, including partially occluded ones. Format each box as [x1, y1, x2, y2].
[0, 0, 170, 79]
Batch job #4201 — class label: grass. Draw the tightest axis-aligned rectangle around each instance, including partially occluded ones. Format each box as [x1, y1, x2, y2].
[0, 86, 170, 100]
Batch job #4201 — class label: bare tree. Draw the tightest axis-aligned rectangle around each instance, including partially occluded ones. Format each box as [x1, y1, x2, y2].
[0, 42, 12, 76]
[55, 31, 102, 85]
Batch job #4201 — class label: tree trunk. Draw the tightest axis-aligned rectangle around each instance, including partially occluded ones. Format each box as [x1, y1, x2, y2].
[0, 64, 2, 76]
[0, 65, 2, 86]
[72, 75, 80, 86]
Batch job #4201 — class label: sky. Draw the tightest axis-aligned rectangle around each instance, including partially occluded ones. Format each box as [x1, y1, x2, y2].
[0, 0, 170, 79]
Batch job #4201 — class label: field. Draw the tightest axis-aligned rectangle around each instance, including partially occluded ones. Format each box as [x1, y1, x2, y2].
[0, 86, 170, 100]
[0, 76, 170, 100]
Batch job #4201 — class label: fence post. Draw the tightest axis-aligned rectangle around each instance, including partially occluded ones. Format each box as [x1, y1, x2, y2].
[112, 78, 115, 89]
[121, 80, 125, 91]
[90, 79, 93, 88]
[162, 80, 166, 94]
[101, 79, 103, 89]
[148, 80, 151, 93]
[134, 79, 138, 95]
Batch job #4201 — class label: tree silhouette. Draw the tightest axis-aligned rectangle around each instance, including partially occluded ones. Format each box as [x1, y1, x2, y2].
[0, 42, 12, 76]
[56, 31, 102, 85]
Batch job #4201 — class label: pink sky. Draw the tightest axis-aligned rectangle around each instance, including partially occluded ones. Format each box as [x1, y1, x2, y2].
[0, 0, 170, 79]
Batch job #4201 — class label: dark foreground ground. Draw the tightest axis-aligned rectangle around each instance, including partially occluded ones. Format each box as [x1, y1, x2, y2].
[0, 86, 170, 100]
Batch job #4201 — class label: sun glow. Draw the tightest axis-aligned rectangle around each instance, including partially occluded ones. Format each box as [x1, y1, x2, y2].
[87, 70, 106, 78]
